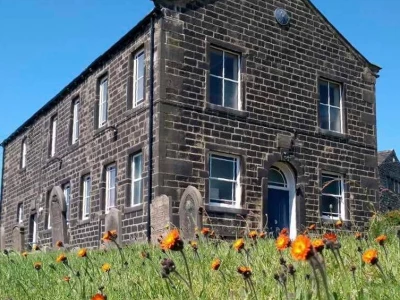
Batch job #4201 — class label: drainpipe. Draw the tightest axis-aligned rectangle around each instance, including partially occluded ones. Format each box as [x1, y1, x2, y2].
[146, 14, 155, 243]
[0, 145, 5, 231]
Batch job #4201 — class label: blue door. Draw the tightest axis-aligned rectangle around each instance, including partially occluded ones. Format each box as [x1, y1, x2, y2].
[267, 188, 289, 236]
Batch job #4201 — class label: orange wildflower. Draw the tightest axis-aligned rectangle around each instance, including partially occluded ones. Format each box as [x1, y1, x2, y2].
[201, 228, 211, 236]
[308, 224, 316, 230]
[21, 252, 28, 258]
[335, 220, 343, 228]
[91, 294, 107, 300]
[140, 251, 149, 259]
[102, 263, 111, 273]
[102, 230, 118, 242]
[323, 232, 337, 242]
[233, 238, 245, 252]
[56, 241, 63, 248]
[248, 231, 258, 239]
[56, 254, 68, 263]
[375, 235, 387, 246]
[211, 258, 221, 271]
[280, 228, 289, 236]
[78, 248, 87, 258]
[276, 234, 291, 251]
[362, 249, 378, 265]
[291, 235, 313, 261]
[160, 229, 184, 251]
[237, 266, 252, 279]
[32, 244, 40, 251]
[259, 232, 266, 239]
[312, 239, 325, 253]
[189, 241, 198, 251]
[355, 232, 362, 240]
[34, 262, 42, 271]
[63, 276, 71, 282]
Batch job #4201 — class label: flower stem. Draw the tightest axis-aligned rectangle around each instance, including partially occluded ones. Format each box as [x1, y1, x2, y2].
[180, 249, 193, 290]
[311, 264, 322, 300]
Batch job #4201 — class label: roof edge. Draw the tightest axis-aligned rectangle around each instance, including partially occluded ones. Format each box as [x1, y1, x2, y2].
[1, 8, 160, 148]
[302, 0, 381, 74]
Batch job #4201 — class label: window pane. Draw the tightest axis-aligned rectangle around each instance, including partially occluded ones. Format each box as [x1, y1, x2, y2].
[109, 189, 115, 208]
[224, 80, 238, 109]
[319, 81, 328, 105]
[85, 178, 91, 198]
[133, 180, 142, 205]
[319, 104, 329, 129]
[322, 175, 341, 195]
[210, 179, 234, 202]
[109, 167, 116, 188]
[330, 107, 341, 132]
[210, 76, 223, 105]
[133, 155, 142, 178]
[210, 49, 223, 76]
[137, 52, 144, 78]
[268, 168, 286, 187]
[211, 156, 235, 179]
[136, 77, 144, 103]
[329, 83, 341, 107]
[321, 195, 339, 216]
[224, 52, 239, 80]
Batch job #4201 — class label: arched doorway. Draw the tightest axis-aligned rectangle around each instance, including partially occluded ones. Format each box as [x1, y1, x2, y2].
[265, 162, 296, 239]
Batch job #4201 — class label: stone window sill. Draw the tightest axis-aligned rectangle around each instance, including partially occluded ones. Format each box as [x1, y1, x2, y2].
[93, 123, 115, 138]
[77, 219, 91, 226]
[205, 204, 248, 216]
[205, 103, 249, 119]
[318, 128, 347, 140]
[67, 142, 80, 152]
[124, 103, 147, 118]
[124, 204, 143, 214]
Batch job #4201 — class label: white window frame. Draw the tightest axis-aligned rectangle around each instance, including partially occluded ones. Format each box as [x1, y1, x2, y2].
[72, 99, 80, 144]
[131, 153, 143, 207]
[82, 175, 91, 220]
[50, 117, 57, 157]
[105, 164, 117, 213]
[319, 79, 343, 133]
[32, 215, 37, 244]
[321, 172, 345, 220]
[98, 77, 108, 128]
[209, 153, 241, 208]
[63, 184, 71, 223]
[17, 203, 23, 224]
[21, 140, 27, 168]
[209, 47, 241, 110]
[133, 50, 145, 107]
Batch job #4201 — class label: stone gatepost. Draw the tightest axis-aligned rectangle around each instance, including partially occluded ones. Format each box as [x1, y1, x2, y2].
[12, 225, 25, 252]
[150, 195, 172, 243]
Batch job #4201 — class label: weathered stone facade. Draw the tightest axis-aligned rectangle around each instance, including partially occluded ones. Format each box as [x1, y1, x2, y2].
[1, 0, 380, 249]
[378, 150, 400, 211]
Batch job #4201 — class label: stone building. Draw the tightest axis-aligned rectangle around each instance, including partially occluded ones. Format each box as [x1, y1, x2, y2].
[0, 0, 380, 249]
[378, 150, 400, 211]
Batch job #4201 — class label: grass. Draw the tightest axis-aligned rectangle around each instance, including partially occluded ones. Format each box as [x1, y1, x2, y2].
[0, 228, 399, 300]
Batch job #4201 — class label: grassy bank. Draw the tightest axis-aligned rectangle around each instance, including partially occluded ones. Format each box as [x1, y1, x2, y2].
[0, 228, 399, 299]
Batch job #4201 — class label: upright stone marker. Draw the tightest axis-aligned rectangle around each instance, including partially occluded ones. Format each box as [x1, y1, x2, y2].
[50, 186, 68, 247]
[150, 195, 172, 243]
[0, 226, 5, 250]
[104, 208, 122, 245]
[179, 186, 203, 239]
[12, 225, 24, 251]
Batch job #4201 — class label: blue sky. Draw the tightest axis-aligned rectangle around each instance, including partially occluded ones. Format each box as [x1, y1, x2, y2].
[0, 0, 399, 188]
